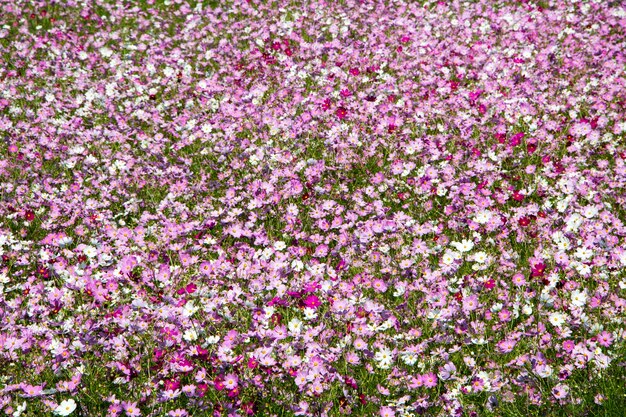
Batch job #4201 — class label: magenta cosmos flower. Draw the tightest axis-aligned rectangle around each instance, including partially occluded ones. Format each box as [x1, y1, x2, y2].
[303, 294, 321, 309]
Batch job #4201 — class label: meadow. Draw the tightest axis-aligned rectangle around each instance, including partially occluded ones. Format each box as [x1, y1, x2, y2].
[1, 0, 626, 416]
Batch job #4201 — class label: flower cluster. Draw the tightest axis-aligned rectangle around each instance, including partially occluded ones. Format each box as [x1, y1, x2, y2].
[1, 0, 626, 416]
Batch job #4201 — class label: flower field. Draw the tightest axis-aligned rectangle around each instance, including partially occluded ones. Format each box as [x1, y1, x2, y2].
[2, 0, 626, 416]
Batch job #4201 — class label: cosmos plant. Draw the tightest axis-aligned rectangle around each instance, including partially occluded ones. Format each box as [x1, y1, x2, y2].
[1, 0, 626, 416]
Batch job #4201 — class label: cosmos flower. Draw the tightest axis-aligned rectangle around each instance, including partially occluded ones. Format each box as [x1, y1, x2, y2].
[12, 402, 26, 417]
[54, 399, 76, 416]
[380, 406, 395, 417]
[223, 374, 238, 390]
[552, 384, 569, 400]
[2, 0, 626, 414]
[549, 312, 568, 328]
[451, 239, 474, 252]
[123, 402, 141, 417]
[570, 289, 588, 307]
[462, 295, 479, 313]
[303, 295, 321, 309]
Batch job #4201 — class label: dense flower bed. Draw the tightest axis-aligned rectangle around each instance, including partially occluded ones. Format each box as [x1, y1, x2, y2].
[1, 0, 626, 416]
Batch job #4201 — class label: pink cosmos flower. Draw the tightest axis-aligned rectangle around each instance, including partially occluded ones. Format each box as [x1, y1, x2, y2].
[164, 379, 180, 391]
[345, 351, 360, 365]
[196, 384, 208, 398]
[597, 331, 613, 347]
[498, 309, 512, 322]
[380, 406, 395, 417]
[422, 372, 438, 388]
[214, 377, 225, 391]
[303, 295, 321, 309]
[472, 377, 485, 392]
[462, 295, 479, 313]
[372, 279, 388, 293]
[123, 402, 141, 417]
[407, 375, 423, 389]
[199, 262, 211, 275]
[313, 244, 328, 257]
[438, 362, 456, 380]
[497, 339, 517, 353]
[21, 384, 44, 398]
[108, 404, 122, 417]
[552, 384, 569, 400]
[510, 132, 524, 146]
[223, 374, 238, 390]
[512, 273, 526, 286]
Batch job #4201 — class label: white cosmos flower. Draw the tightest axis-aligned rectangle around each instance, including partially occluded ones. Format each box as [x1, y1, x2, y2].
[575, 263, 591, 276]
[474, 210, 492, 224]
[183, 329, 198, 342]
[54, 399, 77, 416]
[99, 47, 113, 58]
[556, 197, 571, 213]
[58, 235, 73, 246]
[374, 347, 393, 368]
[522, 304, 533, 315]
[291, 259, 304, 272]
[288, 318, 303, 334]
[393, 284, 406, 297]
[565, 213, 583, 232]
[571, 289, 588, 307]
[451, 239, 474, 252]
[551, 231, 565, 242]
[442, 250, 460, 265]
[549, 312, 567, 327]
[12, 402, 26, 417]
[83, 245, 98, 258]
[473, 251, 488, 263]
[401, 352, 418, 366]
[574, 247, 593, 260]
[582, 206, 598, 218]
[182, 301, 198, 317]
[303, 308, 317, 320]
[557, 239, 570, 250]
